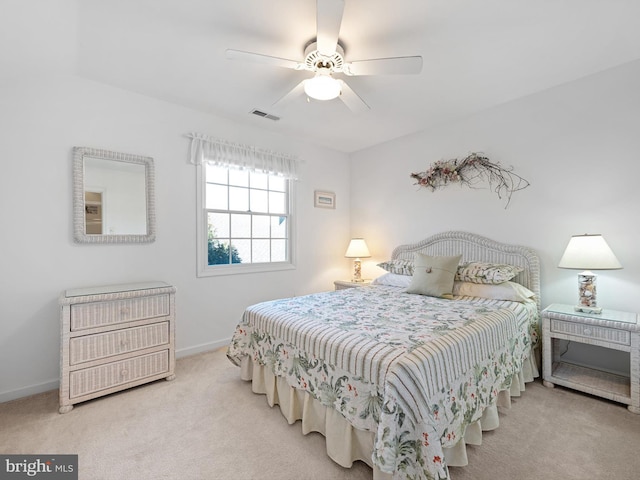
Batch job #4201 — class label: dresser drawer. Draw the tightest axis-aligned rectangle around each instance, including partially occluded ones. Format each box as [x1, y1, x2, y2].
[69, 350, 169, 398]
[70, 294, 169, 331]
[69, 322, 169, 365]
[550, 319, 631, 346]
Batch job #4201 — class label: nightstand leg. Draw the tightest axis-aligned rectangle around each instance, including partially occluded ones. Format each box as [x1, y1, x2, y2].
[543, 380, 555, 388]
[630, 333, 639, 414]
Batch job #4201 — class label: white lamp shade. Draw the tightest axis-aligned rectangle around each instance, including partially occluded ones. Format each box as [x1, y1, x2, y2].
[304, 70, 341, 101]
[558, 234, 622, 270]
[345, 238, 371, 258]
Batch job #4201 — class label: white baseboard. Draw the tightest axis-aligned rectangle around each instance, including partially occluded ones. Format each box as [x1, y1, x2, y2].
[176, 338, 230, 358]
[0, 379, 60, 404]
[0, 338, 232, 404]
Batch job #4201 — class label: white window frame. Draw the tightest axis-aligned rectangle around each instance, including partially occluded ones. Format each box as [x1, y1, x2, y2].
[196, 163, 296, 277]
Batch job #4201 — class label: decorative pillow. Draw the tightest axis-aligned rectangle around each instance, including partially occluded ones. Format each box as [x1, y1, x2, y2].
[406, 253, 462, 298]
[377, 259, 414, 276]
[452, 281, 536, 303]
[372, 272, 413, 288]
[455, 262, 524, 284]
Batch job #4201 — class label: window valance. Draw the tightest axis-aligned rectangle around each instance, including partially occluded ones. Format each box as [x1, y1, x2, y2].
[187, 133, 299, 180]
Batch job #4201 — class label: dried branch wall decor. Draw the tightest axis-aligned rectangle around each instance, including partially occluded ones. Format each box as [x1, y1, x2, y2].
[410, 153, 530, 208]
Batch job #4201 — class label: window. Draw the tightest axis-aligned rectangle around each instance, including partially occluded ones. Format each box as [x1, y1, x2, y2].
[197, 164, 295, 276]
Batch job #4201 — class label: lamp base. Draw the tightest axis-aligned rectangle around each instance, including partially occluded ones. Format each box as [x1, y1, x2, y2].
[574, 305, 603, 314]
[576, 271, 600, 314]
[352, 258, 362, 282]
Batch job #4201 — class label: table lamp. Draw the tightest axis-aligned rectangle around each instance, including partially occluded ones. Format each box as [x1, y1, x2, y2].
[344, 238, 371, 282]
[558, 234, 622, 314]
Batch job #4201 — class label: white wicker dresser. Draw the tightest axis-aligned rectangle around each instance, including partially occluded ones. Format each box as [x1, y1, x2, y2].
[59, 281, 176, 413]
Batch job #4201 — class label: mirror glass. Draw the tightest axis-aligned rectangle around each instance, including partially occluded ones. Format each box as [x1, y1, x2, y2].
[73, 147, 156, 243]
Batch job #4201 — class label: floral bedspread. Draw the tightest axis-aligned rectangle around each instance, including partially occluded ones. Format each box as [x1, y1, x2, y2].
[227, 285, 538, 480]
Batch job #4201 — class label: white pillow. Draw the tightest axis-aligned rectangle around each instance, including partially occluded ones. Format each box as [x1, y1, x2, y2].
[452, 281, 536, 303]
[372, 272, 412, 288]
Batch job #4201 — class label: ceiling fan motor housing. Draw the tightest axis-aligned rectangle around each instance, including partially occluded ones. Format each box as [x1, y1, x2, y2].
[304, 41, 345, 73]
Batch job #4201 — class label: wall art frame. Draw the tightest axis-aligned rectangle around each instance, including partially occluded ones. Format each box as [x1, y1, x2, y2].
[314, 190, 336, 209]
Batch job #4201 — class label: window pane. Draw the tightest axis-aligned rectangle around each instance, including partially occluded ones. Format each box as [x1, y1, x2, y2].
[232, 239, 250, 263]
[269, 191, 287, 214]
[206, 184, 228, 210]
[199, 164, 292, 274]
[229, 186, 249, 211]
[250, 189, 269, 213]
[208, 212, 229, 237]
[206, 165, 227, 184]
[229, 169, 249, 187]
[250, 171, 268, 189]
[271, 239, 286, 262]
[252, 216, 270, 238]
[252, 239, 270, 263]
[271, 216, 287, 238]
[231, 213, 251, 237]
[269, 176, 286, 192]
[208, 237, 231, 265]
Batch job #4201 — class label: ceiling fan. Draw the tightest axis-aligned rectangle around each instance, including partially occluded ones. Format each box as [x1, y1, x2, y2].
[225, 0, 423, 113]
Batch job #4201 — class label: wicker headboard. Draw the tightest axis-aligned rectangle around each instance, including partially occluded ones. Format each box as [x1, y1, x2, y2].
[391, 231, 541, 311]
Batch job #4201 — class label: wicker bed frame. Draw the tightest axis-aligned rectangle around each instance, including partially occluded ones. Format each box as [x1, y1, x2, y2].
[234, 231, 541, 480]
[391, 231, 541, 311]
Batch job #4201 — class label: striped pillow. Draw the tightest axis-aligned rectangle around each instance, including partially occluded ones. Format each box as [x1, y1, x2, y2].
[377, 259, 414, 276]
[455, 262, 523, 284]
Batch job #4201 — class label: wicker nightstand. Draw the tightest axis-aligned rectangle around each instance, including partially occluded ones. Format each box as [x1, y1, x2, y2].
[542, 303, 639, 413]
[334, 280, 372, 290]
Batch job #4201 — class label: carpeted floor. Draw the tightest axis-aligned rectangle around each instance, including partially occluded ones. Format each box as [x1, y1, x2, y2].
[1, 348, 639, 480]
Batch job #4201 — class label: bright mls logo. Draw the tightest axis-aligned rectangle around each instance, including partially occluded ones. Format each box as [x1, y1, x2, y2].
[1, 455, 77, 479]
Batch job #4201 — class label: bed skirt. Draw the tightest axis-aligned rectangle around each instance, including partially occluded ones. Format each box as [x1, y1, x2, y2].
[238, 348, 539, 479]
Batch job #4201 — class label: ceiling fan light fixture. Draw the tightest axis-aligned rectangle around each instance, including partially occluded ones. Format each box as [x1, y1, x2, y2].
[304, 69, 341, 101]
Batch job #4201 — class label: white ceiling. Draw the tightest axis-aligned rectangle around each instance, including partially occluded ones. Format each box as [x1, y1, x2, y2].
[74, 0, 640, 153]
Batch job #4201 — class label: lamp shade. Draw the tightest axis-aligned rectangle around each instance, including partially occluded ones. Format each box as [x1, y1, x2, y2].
[558, 234, 622, 270]
[345, 238, 371, 258]
[304, 68, 341, 101]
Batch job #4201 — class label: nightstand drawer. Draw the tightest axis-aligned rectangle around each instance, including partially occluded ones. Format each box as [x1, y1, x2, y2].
[334, 280, 372, 290]
[550, 319, 631, 346]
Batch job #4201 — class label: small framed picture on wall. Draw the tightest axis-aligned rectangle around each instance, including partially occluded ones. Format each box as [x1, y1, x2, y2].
[314, 190, 335, 209]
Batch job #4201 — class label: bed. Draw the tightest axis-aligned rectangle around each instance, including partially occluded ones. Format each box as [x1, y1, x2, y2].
[227, 231, 541, 480]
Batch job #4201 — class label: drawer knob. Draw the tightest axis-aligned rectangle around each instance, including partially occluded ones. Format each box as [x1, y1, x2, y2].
[120, 369, 128, 377]
[583, 328, 592, 335]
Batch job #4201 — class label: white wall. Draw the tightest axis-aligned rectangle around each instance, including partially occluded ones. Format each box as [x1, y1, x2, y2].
[351, 60, 640, 372]
[0, 73, 352, 401]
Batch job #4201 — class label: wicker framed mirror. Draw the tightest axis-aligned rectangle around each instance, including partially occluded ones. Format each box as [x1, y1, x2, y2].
[72, 147, 156, 244]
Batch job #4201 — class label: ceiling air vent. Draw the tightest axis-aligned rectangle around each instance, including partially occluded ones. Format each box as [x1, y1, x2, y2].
[250, 109, 280, 121]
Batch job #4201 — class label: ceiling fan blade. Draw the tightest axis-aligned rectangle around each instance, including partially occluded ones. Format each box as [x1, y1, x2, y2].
[272, 80, 307, 109]
[338, 80, 370, 114]
[225, 49, 303, 70]
[343, 56, 423, 76]
[316, 0, 344, 56]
